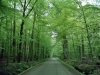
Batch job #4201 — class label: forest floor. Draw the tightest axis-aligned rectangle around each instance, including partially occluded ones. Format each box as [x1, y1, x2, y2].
[64, 59, 100, 75]
[20, 58, 81, 75]
[0, 59, 46, 75]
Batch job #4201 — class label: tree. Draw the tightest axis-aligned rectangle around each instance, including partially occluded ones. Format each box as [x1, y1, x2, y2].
[18, 0, 38, 62]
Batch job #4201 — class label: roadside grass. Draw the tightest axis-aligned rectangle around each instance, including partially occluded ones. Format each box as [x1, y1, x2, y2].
[18, 61, 44, 75]
[58, 59, 84, 75]
[18, 58, 49, 75]
[0, 59, 48, 75]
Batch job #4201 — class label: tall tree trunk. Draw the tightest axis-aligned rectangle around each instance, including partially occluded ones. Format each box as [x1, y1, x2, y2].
[12, 2, 16, 62]
[72, 36, 75, 52]
[78, 2, 93, 58]
[28, 12, 36, 61]
[5, 18, 9, 64]
[18, 20, 25, 62]
[23, 30, 27, 62]
[18, 0, 26, 62]
[81, 35, 85, 61]
[18, 0, 38, 62]
[62, 35, 68, 59]
[0, 19, 3, 58]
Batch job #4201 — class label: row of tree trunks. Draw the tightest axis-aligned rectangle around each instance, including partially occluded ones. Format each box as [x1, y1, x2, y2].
[18, 0, 38, 62]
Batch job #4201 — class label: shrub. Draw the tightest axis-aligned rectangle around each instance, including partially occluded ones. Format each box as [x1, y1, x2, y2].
[90, 69, 100, 75]
[78, 64, 94, 74]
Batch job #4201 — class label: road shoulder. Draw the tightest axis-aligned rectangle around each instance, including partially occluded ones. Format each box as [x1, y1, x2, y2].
[58, 59, 84, 75]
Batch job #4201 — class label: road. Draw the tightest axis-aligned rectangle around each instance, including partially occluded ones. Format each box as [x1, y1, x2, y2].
[21, 58, 80, 75]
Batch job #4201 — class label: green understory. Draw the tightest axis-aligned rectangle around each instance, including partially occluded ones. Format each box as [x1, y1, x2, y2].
[60, 59, 100, 75]
[0, 59, 46, 75]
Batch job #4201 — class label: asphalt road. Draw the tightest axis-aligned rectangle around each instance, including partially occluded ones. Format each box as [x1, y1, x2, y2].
[21, 58, 79, 75]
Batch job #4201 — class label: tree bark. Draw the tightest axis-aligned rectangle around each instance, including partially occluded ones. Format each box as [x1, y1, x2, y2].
[62, 35, 68, 59]
[81, 35, 85, 61]
[12, 2, 16, 62]
[28, 12, 36, 61]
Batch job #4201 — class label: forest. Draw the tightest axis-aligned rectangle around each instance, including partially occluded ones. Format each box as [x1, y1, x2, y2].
[0, 0, 100, 75]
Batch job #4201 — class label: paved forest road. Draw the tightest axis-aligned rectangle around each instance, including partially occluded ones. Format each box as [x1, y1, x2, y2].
[21, 58, 80, 75]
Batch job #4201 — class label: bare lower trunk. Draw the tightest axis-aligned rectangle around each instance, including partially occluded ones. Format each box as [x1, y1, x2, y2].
[62, 35, 68, 59]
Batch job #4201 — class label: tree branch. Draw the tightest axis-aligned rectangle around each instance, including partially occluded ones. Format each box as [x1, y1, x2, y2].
[19, 0, 24, 8]
[24, 0, 27, 11]
[25, 0, 38, 18]
[26, 0, 32, 9]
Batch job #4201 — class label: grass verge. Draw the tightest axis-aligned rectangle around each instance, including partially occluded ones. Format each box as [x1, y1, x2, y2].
[18, 59, 48, 75]
[58, 59, 84, 75]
